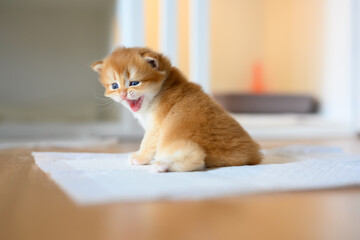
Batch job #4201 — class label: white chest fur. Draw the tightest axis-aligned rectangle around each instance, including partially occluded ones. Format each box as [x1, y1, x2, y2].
[120, 94, 156, 130]
[133, 110, 151, 129]
[131, 101, 155, 130]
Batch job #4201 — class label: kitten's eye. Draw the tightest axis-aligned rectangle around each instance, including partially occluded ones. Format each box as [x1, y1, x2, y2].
[111, 83, 119, 89]
[130, 81, 140, 86]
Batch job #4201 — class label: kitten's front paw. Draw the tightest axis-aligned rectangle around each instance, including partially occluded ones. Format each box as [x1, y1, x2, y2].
[129, 152, 151, 165]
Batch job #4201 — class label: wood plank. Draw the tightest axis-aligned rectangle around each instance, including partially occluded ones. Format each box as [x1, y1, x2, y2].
[1, 139, 359, 240]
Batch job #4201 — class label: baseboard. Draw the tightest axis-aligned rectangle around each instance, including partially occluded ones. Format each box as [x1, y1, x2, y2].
[233, 114, 355, 140]
[0, 114, 355, 142]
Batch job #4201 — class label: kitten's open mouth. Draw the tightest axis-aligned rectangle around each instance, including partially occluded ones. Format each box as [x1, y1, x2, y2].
[126, 96, 144, 112]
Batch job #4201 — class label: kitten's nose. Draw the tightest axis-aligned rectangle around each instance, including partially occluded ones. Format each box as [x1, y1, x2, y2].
[119, 91, 127, 100]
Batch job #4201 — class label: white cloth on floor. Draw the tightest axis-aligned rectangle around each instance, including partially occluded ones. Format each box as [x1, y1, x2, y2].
[32, 145, 360, 205]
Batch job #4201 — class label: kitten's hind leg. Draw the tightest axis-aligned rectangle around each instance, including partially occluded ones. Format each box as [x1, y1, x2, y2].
[152, 140, 206, 172]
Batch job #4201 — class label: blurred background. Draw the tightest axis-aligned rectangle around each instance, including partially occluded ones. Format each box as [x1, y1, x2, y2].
[0, 0, 359, 143]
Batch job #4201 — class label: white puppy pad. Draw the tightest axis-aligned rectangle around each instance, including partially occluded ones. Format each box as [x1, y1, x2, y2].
[32, 145, 360, 205]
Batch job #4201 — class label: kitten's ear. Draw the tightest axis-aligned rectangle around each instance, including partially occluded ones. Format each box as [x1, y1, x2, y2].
[91, 60, 103, 73]
[144, 56, 159, 70]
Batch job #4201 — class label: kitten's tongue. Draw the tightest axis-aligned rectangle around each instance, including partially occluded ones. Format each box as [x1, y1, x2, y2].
[127, 96, 144, 112]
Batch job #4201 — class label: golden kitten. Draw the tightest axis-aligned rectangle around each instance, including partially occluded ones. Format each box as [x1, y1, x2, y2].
[92, 47, 262, 172]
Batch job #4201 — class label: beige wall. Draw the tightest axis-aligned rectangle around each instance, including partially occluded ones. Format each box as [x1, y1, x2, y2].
[144, 0, 190, 78]
[145, 0, 160, 51]
[178, 0, 190, 79]
[144, 0, 324, 95]
[263, 0, 324, 95]
[211, 0, 324, 95]
[210, 0, 264, 93]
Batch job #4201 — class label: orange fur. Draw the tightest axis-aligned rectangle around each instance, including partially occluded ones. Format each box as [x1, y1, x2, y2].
[92, 47, 262, 172]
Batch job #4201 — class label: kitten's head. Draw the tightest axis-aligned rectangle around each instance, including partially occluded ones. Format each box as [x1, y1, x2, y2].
[91, 47, 171, 112]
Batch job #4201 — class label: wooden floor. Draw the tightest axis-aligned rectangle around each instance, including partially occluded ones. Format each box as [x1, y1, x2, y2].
[1, 138, 360, 240]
